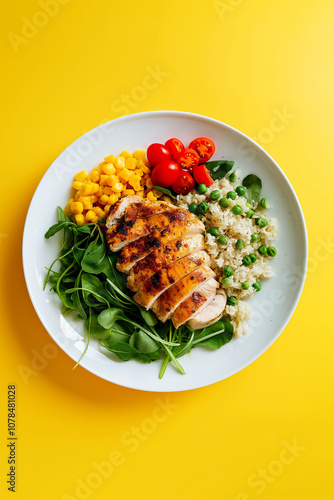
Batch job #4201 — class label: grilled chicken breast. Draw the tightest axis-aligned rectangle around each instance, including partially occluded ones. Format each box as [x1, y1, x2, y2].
[127, 234, 205, 292]
[187, 289, 227, 330]
[171, 278, 219, 329]
[116, 217, 205, 272]
[106, 196, 178, 228]
[152, 266, 216, 321]
[133, 252, 211, 309]
[106, 209, 190, 252]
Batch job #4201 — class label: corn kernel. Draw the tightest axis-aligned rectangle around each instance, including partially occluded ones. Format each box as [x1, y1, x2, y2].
[74, 170, 89, 182]
[98, 161, 107, 168]
[104, 154, 115, 163]
[147, 191, 157, 202]
[102, 163, 116, 175]
[103, 186, 113, 195]
[96, 186, 104, 198]
[74, 191, 80, 200]
[114, 156, 126, 169]
[100, 194, 110, 205]
[106, 175, 119, 187]
[140, 165, 150, 174]
[89, 183, 99, 194]
[109, 194, 118, 205]
[99, 174, 109, 186]
[146, 177, 153, 189]
[134, 169, 143, 177]
[79, 184, 93, 195]
[111, 182, 123, 193]
[123, 189, 135, 196]
[104, 204, 111, 213]
[90, 169, 100, 183]
[128, 174, 141, 189]
[161, 196, 172, 203]
[74, 214, 85, 225]
[85, 211, 99, 223]
[91, 195, 98, 203]
[121, 150, 132, 159]
[71, 201, 84, 214]
[64, 205, 72, 216]
[125, 157, 137, 170]
[133, 150, 146, 161]
[93, 206, 105, 218]
[140, 177, 147, 186]
[118, 168, 131, 183]
[72, 181, 84, 191]
[152, 189, 163, 198]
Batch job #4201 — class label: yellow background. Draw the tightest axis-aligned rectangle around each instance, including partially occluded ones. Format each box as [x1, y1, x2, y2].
[1, 0, 333, 499]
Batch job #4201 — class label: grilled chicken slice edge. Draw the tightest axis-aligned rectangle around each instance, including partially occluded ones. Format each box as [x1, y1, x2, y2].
[187, 289, 227, 330]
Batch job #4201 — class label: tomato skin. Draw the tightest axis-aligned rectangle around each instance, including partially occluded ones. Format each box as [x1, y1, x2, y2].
[188, 137, 215, 163]
[165, 138, 185, 161]
[172, 170, 195, 194]
[151, 160, 179, 188]
[176, 148, 199, 173]
[193, 164, 214, 186]
[147, 143, 171, 166]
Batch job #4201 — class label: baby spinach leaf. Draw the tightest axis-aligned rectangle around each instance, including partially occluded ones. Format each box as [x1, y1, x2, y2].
[101, 340, 160, 363]
[81, 241, 106, 273]
[242, 174, 262, 204]
[152, 186, 177, 199]
[140, 307, 158, 326]
[98, 307, 125, 329]
[193, 318, 233, 349]
[85, 314, 112, 340]
[205, 160, 234, 180]
[129, 330, 159, 354]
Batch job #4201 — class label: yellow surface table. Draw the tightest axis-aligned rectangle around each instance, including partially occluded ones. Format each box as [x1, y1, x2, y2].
[1, 1, 333, 499]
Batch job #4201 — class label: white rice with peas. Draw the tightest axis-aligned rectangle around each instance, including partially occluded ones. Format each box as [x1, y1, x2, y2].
[176, 175, 278, 337]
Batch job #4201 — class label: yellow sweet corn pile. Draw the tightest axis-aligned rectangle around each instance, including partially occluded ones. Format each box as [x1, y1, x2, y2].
[64, 150, 172, 224]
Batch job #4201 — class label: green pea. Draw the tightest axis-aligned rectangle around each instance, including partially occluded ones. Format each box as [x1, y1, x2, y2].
[241, 282, 249, 290]
[267, 246, 277, 257]
[188, 203, 198, 214]
[219, 197, 230, 208]
[251, 233, 260, 243]
[236, 238, 245, 250]
[210, 190, 220, 201]
[218, 235, 228, 245]
[246, 202, 252, 208]
[232, 204, 242, 215]
[249, 253, 257, 263]
[197, 183, 207, 194]
[227, 296, 237, 306]
[223, 267, 233, 277]
[207, 227, 220, 238]
[197, 213, 203, 220]
[242, 255, 252, 267]
[253, 281, 262, 292]
[227, 191, 237, 200]
[198, 202, 209, 213]
[246, 209, 255, 218]
[222, 277, 233, 286]
[256, 217, 268, 228]
[261, 198, 271, 209]
[258, 245, 268, 255]
[229, 171, 237, 183]
[236, 186, 246, 196]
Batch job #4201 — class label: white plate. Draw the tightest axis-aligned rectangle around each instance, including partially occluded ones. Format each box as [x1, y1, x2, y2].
[22, 111, 308, 392]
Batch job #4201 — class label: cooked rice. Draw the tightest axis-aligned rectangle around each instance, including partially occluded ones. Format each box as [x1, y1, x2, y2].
[177, 176, 278, 336]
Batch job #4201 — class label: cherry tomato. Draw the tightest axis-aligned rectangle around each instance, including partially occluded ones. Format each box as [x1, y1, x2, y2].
[193, 164, 213, 186]
[151, 160, 179, 188]
[165, 138, 185, 161]
[147, 143, 171, 166]
[188, 137, 215, 163]
[176, 148, 199, 173]
[172, 171, 195, 194]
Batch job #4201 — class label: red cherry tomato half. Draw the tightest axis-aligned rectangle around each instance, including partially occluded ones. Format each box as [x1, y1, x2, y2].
[176, 148, 199, 173]
[147, 143, 171, 166]
[151, 160, 179, 188]
[188, 137, 215, 163]
[172, 170, 195, 194]
[193, 164, 213, 186]
[165, 138, 185, 161]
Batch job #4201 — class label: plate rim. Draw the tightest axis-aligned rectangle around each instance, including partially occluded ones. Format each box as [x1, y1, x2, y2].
[22, 110, 308, 392]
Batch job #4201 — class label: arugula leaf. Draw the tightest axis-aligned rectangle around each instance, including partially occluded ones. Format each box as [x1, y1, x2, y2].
[129, 330, 159, 354]
[140, 307, 158, 326]
[152, 185, 177, 199]
[242, 174, 262, 204]
[81, 241, 107, 273]
[205, 160, 234, 180]
[57, 206, 73, 223]
[44, 221, 75, 239]
[101, 340, 160, 363]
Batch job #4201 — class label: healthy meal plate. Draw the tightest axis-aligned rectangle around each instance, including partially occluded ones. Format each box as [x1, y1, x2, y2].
[23, 111, 308, 392]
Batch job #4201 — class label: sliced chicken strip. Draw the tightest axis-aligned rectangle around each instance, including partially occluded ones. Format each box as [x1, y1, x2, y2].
[127, 234, 205, 291]
[134, 252, 211, 309]
[106, 195, 177, 228]
[187, 289, 227, 330]
[172, 279, 219, 329]
[106, 209, 190, 252]
[152, 266, 216, 321]
[117, 217, 205, 272]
